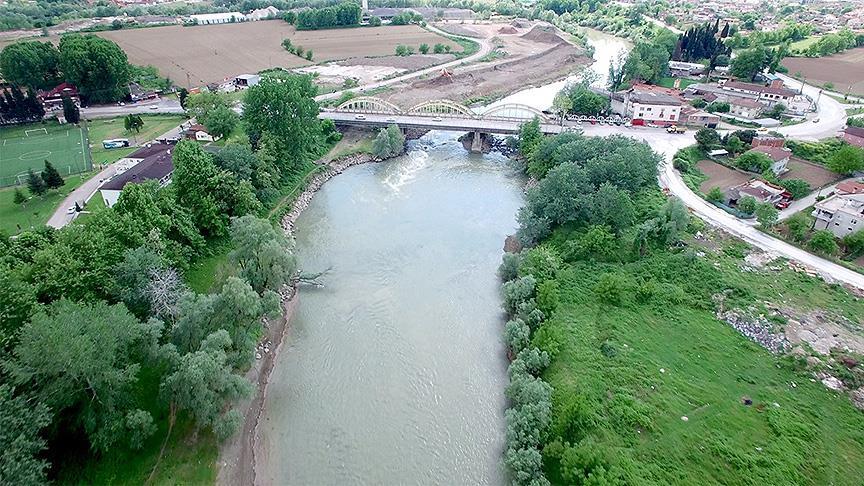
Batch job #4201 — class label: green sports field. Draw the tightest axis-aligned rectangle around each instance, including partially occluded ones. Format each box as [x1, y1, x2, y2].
[0, 122, 90, 187]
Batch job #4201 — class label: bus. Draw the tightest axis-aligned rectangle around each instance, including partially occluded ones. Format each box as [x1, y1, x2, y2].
[102, 138, 130, 149]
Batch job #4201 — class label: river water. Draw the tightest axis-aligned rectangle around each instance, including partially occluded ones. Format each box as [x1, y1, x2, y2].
[259, 132, 525, 484]
[257, 28, 631, 485]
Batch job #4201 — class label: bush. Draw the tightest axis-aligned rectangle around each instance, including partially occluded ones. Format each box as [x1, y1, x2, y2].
[809, 230, 839, 255]
[518, 245, 562, 282]
[433, 43, 447, 54]
[536, 279, 560, 316]
[779, 179, 811, 199]
[419, 43, 429, 54]
[499, 252, 522, 282]
[706, 101, 730, 113]
[690, 98, 707, 109]
[843, 230, 864, 258]
[735, 151, 773, 173]
[695, 128, 720, 150]
[371, 124, 405, 159]
[504, 318, 531, 355]
[786, 212, 809, 242]
[755, 202, 779, 228]
[594, 273, 626, 305]
[368, 15, 381, 26]
[503, 275, 537, 315]
[395, 44, 414, 56]
[706, 186, 724, 203]
[737, 195, 757, 214]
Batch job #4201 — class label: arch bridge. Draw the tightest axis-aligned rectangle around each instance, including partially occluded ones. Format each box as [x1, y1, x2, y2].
[333, 97, 551, 122]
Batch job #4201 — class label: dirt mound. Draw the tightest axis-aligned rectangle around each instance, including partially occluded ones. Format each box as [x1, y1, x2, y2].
[419, 73, 456, 87]
[520, 25, 566, 44]
[497, 25, 518, 34]
[510, 18, 531, 28]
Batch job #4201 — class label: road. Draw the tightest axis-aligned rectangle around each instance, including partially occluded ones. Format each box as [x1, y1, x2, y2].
[778, 177, 855, 221]
[775, 73, 847, 140]
[320, 111, 565, 134]
[81, 97, 184, 119]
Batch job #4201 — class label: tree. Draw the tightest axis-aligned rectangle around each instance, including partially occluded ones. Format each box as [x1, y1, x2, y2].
[228, 215, 296, 294]
[61, 95, 80, 124]
[433, 43, 447, 54]
[202, 104, 238, 140]
[843, 230, 864, 258]
[607, 50, 626, 91]
[780, 179, 810, 200]
[786, 212, 809, 242]
[59, 34, 130, 103]
[707, 186, 724, 203]
[305, 50, 313, 61]
[3, 299, 159, 452]
[178, 88, 189, 109]
[763, 102, 786, 120]
[594, 272, 626, 305]
[160, 330, 252, 440]
[372, 124, 405, 159]
[0, 385, 51, 485]
[243, 75, 320, 176]
[809, 230, 838, 255]
[589, 183, 634, 234]
[213, 144, 280, 202]
[827, 146, 864, 175]
[419, 43, 430, 54]
[725, 135, 745, 154]
[12, 187, 26, 205]
[26, 169, 45, 196]
[554, 81, 608, 116]
[735, 151, 773, 173]
[124, 113, 144, 133]
[694, 127, 720, 150]
[737, 195, 757, 214]
[369, 16, 382, 27]
[518, 118, 543, 160]
[395, 44, 413, 56]
[0, 40, 60, 90]
[731, 46, 770, 81]
[706, 101, 730, 113]
[40, 160, 64, 190]
[754, 202, 779, 228]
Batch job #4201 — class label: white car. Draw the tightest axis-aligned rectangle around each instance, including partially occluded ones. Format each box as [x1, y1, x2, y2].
[354, 114, 366, 120]
[812, 117, 820, 123]
[149, 105, 158, 110]
[66, 206, 75, 215]
[432, 117, 443, 122]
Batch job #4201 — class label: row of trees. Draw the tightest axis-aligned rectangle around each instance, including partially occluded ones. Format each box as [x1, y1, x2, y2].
[0, 34, 130, 103]
[282, 38, 314, 60]
[0, 86, 44, 125]
[289, 2, 361, 30]
[673, 20, 730, 64]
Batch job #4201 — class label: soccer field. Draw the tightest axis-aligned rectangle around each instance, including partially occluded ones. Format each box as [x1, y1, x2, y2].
[0, 123, 90, 187]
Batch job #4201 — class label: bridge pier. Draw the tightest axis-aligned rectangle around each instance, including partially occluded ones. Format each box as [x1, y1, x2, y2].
[470, 131, 485, 153]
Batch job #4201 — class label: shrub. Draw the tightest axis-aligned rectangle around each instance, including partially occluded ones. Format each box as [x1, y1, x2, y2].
[780, 179, 811, 200]
[755, 202, 779, 228]
[371, 124, 405, 159]
[368, 15, 381, 26]
[786, 212, 809, 242]
[419, 43, 429, 54]
[503, 275, 537, 315]
[737, 195, 757, 214]
[518, 245, 562, 282]
[433, 43, 447, 54]
[735, 151, 773, 173]
[594, 273, 626, 305]
[536, 279, 560, 316]
[843, 230, 864, 257]
[809, 230, 838, 255]
[706, 186, 724, 203]
[690, 98, 707, 108]
[706, 101, 730, 113]
[695, 127, 720, 150]
[499, 253, 522, 282]
[395, 44, 414, 56]
[504, 318, 531, 355]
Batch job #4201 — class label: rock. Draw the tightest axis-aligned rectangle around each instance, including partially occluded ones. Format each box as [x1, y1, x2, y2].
[821, 376, 844, 391]
[503, 235, 522, 253]
[850, 388, 864, 410]
[659, 368, 666, 373]
[806, 356, 822, 367]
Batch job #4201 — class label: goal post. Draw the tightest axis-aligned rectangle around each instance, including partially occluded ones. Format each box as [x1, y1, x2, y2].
[25, 127, 48, 137]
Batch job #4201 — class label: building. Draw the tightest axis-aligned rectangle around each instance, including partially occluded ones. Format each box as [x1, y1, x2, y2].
[729, 97, 764, 120]
[727, 179, 789, 206]
[668, 60, 707, 76]
[112, 143, 174, 175]
[189, 12, 245, 24]
[248, 6, 279, 20]
[183, 124, 220, 142]
[234, 74, 261, 88]
[837, 180, 864, 195]
[687, 111, 720, 128]
[842, 126, 864, 148]
[812, 193, 864, 238]
[611, 85, 683, 125]
[722, 79, 797, 107]
[39, 83, 79, 111]
[99, 147, 174, 207]
[751, 136, 785, 149]
[749, 145, 792, 175]
[128, 82, 159, 102]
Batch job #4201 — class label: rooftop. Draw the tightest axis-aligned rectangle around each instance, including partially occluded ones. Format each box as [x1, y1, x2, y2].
[836, 181, 864, 195]
[815, 193, 864, 216]
[749, 145, 792, 162]
[845, 126, 864, 138]
[730, 97, 763, 109]
[723, 81, 797, 98]
[101, 149, 173, 191]
[127, 143, 174, 161]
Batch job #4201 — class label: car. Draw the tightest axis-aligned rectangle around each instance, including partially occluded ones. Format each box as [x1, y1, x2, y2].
[354, 114, 366, 120]
[812, 117, 820, 123]
[775, 201, 790, 209]
[432, 117, 443, 122]
[66, 206, 76, 215]
[149, 105, 158, 110]
[757, 127, 768, 132]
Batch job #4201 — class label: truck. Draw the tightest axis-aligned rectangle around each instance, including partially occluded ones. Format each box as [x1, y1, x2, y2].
[666, 125, 687, 134]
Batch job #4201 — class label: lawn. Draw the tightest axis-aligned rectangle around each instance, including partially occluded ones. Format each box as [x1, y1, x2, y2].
[537, 228, 864, 484]
[656, 76, 699, 89]
[790, 36, 820, 52]
[0, 173, 90, 234]
[86, 115, 187, 167]
[0, 121, 89, 187]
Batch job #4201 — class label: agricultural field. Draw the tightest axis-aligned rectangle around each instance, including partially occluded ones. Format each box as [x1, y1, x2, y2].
[96, 21, 460, 86]
[0, 122, 89, 187]
[783, 48, 864, 95]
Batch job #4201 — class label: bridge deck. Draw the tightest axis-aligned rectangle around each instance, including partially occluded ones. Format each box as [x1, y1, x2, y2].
[319, 111, 565, 135]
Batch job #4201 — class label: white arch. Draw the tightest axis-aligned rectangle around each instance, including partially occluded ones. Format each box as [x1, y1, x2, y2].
[406, 99, 476, 118]
[481, 103, 549, 121]
[335, 96, 402, 114]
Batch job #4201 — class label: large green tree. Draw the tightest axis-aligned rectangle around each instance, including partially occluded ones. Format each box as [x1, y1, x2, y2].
[242, 75, 320, 175]
[59, 34, 130, 103]
[730, 46, 770, 81]
[0, 40, 61, 90]
[228, 215, 296, 295]
[827, 146, 864, 175]
[0, 385, 51, 485]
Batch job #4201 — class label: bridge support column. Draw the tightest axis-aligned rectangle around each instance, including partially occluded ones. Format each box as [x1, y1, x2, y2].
[470, 131, 484, 153]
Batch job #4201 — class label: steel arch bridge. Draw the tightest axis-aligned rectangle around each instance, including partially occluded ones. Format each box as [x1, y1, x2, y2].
[333, 97, 550, 122]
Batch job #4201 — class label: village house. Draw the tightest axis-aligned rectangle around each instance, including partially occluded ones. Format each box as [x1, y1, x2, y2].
[111, 143, 174, 175]
[836, 180, 864, 195]
[729, 97, 763, 120]
[686, 110, 720, 128]
[668, 60, 707, 77]
[611, 85, 683, 126]
[38, 83, 79, 112]
[183, 123, 220, 142]
[726, 179, 789, 206]
[99, 147, 174, 207]
[721, 80, 797, 107]
[842, 126, 864, 148]
[812, 193, 864, 238]
[748, 145, 792, 175]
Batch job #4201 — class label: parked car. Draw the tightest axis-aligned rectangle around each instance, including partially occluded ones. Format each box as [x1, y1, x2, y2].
[354, 114, 366, 120]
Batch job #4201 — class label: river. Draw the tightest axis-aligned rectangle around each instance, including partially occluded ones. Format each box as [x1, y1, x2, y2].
[258, 132, 525, 484]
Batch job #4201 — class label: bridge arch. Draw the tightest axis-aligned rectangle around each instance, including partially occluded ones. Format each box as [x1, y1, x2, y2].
[406, 99, 476, 118]
[481, 103, 549, 122]
[335, 96, 401, 114]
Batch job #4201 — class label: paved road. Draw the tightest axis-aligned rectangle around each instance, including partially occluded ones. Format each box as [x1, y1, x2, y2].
[320, 111, 565, 134]
[778, 177, 855, 221]
[81, 97, 184, 119]
[775, 74, 847, 140]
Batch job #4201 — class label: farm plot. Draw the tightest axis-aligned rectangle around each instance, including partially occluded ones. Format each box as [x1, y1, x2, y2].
[0, 123, 89, 187]
[695, 159, 750, 194]
[783, 48, 864, 95]
[97, 21, 460, 86]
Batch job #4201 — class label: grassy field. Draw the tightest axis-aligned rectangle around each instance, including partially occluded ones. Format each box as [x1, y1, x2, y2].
[0, 173, 90, 234]
[0, 122, 89, 187]
[86, 115, 187, 167]
[535, 224, 864, 484]
[790, 36, 820, 52]
[656, 76, 699, 89]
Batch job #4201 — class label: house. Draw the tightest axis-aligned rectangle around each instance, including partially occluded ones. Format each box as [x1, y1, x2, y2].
[248, 6, 279, 20]
[812, 193, 864, 238]
[234, 74, 261, 88]
[687, 111, 720, 128]
[727, 179, 789, 206]
[729, 97, 763, 120]
[189, 12, 245, 24]
[836, 180, 864, 195]
[611, 85, 683, 125]
[39, 83, 79, 111]
[748, 145, 792, 175]
[112, 143, 174, 175]
[99, 148, 174, 207]
[722, 79, 797, 107]
[183, 124, 220, 142]
[668, 60, 707, 76]
[842, 126, 864, 148]
[751, 136, 785, 149]
[128, 82, 159, 102]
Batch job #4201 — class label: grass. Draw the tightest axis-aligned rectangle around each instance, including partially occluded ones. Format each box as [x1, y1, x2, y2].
[847, 107, 864, 117]
[85, 115, 187, 167]
[790, 36, 821, 52]
[0, 121, 89, 187]
[0, 173, 90, 234]
[536, 223, 864, 484]
[656, 76, 699, 89]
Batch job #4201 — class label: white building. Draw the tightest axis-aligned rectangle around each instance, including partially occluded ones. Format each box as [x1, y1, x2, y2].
[812, 193, 864, 238]
[189, 12, 245, 24]
[729, 97, 763, 120]
[99, 148, 174, 208]
[248, 6, 279, 20]
[668, 60, 707, 76]
[748, 145, 792, 175]
[235, 74, 261, 87]
[722, 80, 797, 107]
[612, 87, 683, 125]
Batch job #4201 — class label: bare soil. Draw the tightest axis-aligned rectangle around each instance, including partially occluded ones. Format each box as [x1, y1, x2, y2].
[696, 159, 750, 193]
[783, 48, 864, 95]
[433, 23, 484, 38]
[780, 157, 841, 188]
[95, 21, 459, 86]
